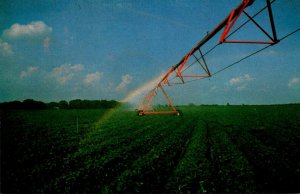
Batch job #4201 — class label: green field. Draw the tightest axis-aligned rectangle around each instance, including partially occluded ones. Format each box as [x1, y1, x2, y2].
[1, 105, 300, 193]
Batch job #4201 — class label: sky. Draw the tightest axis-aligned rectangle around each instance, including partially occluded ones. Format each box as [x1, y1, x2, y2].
[0, 0, 300, 105]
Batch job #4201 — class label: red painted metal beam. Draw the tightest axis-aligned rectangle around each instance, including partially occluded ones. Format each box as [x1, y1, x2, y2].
[157, 0, 255, 85]
[223, 40, 274, 44]
[139, 0, 256, 115]
[173, 0, 254, 70]
[139, 0, 281, 116]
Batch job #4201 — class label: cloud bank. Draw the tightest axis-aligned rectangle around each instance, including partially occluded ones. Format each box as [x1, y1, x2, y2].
[288, 77, 300, 88]
[229, 74, 254, 91]
[51, 64, 84, 84]
[229, 74, 253, 85]
[0, 39, 13, 56]
[3, 21, 52, 39]
[83, 72, 103, 85]
[20, 67, 39, 78]
[116, 74, 133, 91]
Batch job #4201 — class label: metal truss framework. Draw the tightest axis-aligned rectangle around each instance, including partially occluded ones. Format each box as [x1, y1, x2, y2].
[138, 0, 279, 116]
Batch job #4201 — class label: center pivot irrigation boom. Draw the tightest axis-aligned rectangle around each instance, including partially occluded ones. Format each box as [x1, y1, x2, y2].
[138, 0, 280, 116]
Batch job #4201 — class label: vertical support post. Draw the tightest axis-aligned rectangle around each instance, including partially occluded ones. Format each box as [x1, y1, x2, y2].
[199, 49, 211, 76]
[143, 88, 157, 112]
[242, 10, 274, 42]
[159, 85, 177, 112]
[175, 69, 185, 84]
[192, 54, 206, 73]
[266, 0, 278, 42]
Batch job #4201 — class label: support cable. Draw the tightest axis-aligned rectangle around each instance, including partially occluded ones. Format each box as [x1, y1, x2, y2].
[279, 27, 300, 41]
[168, 27, 300, 84]
[212, 27, 300, 76]
[226, 0, 276, 40]
[179, 0, 277, 76]
[139, 0, 298, 115]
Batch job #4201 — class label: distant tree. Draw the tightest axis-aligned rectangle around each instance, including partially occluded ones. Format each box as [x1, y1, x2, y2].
[1, 99, 121, 110]
[188, 103, 196, 107]
[69, 99, 83, 109]
[226, 102, 230, 106]
[68, 99, 120, 109]
[58, 100, 69, 109]
[47, 102, 59, 109]
[23, 99, 47, 110]
[109, 100, 120, 108]
[0, 102, 8, 109]
[0, 101, 23, 110]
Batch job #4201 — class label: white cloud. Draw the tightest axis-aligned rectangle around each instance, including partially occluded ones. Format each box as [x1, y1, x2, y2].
[116, 74, 133, 91]
[229, 74, 254, 91]
[51, 64, 84, 84]
[288, 77, 300, 88]
[229, 74, 254, 85]
[20, 66, 38, 78]
[83, 72, 103, 85]
[3, 21, 52, 39]
[0, 39, 13, 56]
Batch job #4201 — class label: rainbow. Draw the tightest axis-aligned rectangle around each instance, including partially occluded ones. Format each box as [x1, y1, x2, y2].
[91, 73, 164, 127]
[121, 72, 164, 104]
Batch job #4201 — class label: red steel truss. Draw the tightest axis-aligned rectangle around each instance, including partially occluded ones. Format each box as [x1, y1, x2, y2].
[138, 0, 279, 116]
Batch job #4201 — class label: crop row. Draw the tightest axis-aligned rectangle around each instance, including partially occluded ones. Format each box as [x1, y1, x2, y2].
[2, 105, 300, 193]
[225, 126, 298, 192]
[1, 109, 106, 192]
[164, 119, 211, 193]
[48, 114, 185, 192]
[208, 121, 255, 193]
[111, 117, 197, 193]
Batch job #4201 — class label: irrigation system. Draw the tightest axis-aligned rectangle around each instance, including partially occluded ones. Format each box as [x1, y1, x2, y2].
[137, 0, 299, 116]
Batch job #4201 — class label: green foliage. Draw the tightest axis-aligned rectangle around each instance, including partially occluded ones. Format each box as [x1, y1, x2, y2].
[0, 99, 121, 110]
[0, 99, 47, 110]
[69, 99, 120, 109]
[1, 104, 300, 193]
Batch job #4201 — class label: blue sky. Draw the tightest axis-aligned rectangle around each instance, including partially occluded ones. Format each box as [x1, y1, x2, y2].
[0, 0, 299, 104]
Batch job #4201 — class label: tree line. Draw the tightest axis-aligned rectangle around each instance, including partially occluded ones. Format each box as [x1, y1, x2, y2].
[0, 99, 121, 110]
